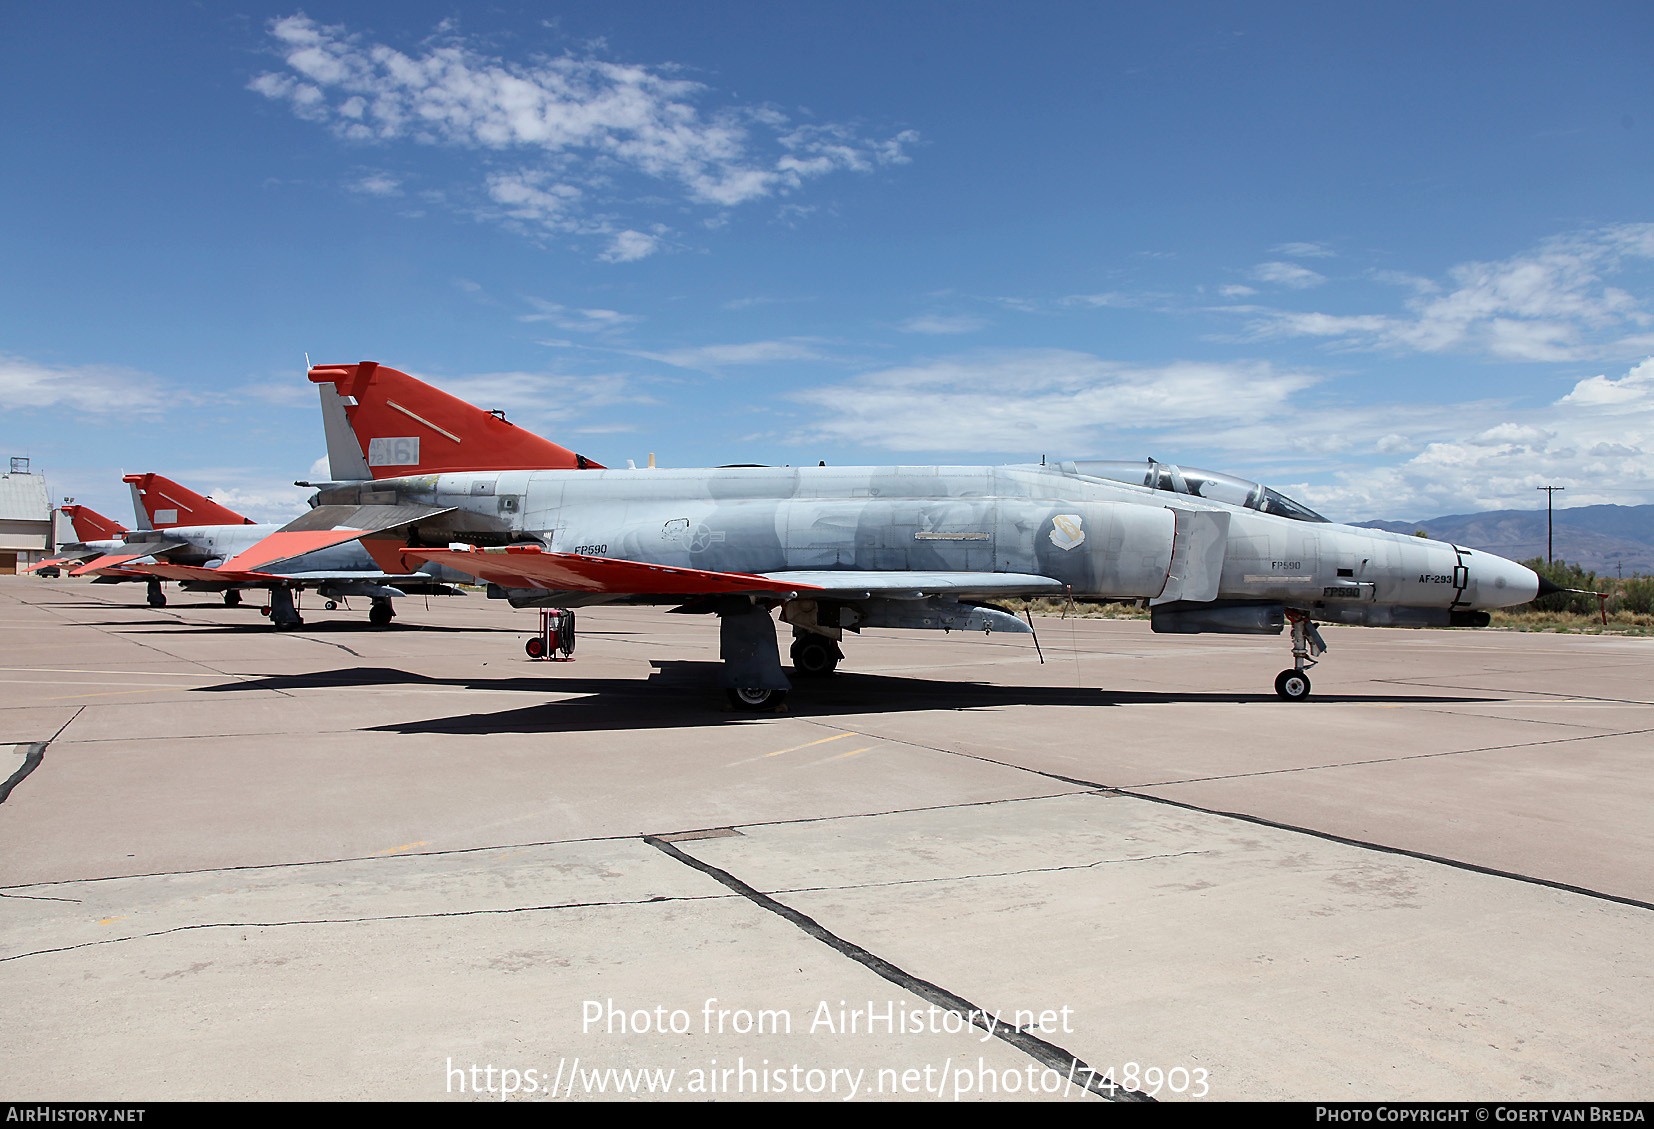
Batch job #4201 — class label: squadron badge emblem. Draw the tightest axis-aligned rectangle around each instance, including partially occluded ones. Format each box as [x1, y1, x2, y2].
[1048, 514, 1085, 551]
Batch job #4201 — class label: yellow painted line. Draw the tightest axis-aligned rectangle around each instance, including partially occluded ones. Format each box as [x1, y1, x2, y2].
[766, 732, 856, 757]
[2, 679, 211, 688]
[0, 668, 216, 677]
[821, 746, 876, 761]
[1358, 698, 1631, 707]
[724, 730, 858, 768]
[42, 687, 180, 701]
[374, 841, 429, 855]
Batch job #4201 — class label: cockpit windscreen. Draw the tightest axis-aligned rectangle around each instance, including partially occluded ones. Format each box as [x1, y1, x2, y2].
[1064, 459, 1329, 523]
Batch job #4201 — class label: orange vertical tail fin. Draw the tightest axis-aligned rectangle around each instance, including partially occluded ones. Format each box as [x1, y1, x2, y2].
[122, 473, 256, 528]
[307, 361, 603, 479]
[61, 505, 127, 542]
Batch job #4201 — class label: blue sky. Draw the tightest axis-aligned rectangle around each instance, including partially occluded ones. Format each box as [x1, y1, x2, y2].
[5, 2, 1654, 525]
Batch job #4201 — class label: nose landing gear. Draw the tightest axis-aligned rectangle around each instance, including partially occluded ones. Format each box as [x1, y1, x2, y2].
[1275, 611, 1325, 701]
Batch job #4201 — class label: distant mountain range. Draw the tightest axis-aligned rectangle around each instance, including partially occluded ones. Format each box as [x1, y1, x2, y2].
[1357, 505, 1654, 577]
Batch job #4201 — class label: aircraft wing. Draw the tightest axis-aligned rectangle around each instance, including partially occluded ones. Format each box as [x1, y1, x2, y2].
[403, 546, 823, 597]
[122, 562, 285, 584]
[759, 571, 1067, 598]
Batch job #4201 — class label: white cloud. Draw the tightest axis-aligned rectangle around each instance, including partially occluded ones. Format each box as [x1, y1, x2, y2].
[1558, 356, 1654, 405]
[197, 483, 315, 524]
[1250, 261, 1327, 289]
[898, 314, 987, 335]
[1242, 223, 1654, 363]
[0, 355, 166, 414]
[635, 339, 833, 371]
[412, 369, 648, 424]
[1058, 292, 1139, 308]
[518, 299, 642, 333]
[601, 229, 661, 263]
[1298, 357, 1654, 517]
[791, 350, 1318, 454]
[250, 15, 916, 257]
[1270, 242, 1335, 258]
[349, 172, 402, 196]
[235, 378, 315, 407]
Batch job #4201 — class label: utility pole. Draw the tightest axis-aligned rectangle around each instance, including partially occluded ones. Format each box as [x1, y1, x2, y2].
[1537, 485, 1565, 563]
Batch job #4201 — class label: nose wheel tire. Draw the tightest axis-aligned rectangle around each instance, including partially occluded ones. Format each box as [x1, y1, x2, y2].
[727, 687, 788, 712]
[1274, 669, 1312, 701]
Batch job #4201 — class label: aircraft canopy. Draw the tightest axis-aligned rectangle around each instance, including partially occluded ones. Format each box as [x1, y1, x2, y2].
[1064, 459, 1329, 523]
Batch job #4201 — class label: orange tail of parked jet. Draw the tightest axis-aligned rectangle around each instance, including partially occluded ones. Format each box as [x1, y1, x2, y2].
[62, 505, 127, 542]
[123, 473, 255, 529]
[307, 361, 603, 480]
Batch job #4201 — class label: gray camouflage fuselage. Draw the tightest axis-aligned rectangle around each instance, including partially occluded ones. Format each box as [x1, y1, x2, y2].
[311, 463, 1541, 616]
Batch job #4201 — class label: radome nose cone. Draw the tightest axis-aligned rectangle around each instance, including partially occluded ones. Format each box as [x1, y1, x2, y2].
[1477, 554, 1541, 607]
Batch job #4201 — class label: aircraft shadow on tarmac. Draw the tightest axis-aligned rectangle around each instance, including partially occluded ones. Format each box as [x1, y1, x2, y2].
[111, 619, 524, 635]
[68, 606, 657, 638]
[192, 663, 1503, 733]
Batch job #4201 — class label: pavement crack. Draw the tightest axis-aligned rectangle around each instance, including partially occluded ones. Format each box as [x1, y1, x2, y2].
[1107, 789, 1654, 914]
[0, 892, 741, 964]
[767, 850, 1209, 895]
[1124, 725, 1654, 789]
[644, 833, 1151, 1102]
[0, 831, 645, 891]
[824, 728, 1654, 913]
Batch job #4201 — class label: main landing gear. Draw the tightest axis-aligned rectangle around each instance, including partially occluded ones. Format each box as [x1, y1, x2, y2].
[789, 628, 842, 678]
[1274, 611, 1326, 701]
[146, 579, 166, 608]
[222, 590, 241, 607]
[263, 587, 303, 630]
[368, 597, 395, 628]
[720, 600, 790, 712]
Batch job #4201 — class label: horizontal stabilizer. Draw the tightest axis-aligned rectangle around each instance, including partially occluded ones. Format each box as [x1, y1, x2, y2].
[70, 551, 166, 577]
[224, 504, 457, 574]
[760, 570, 1066, 598]
[404, 546, 823, 597]
[23, 557, 75, 573]
[219, 529, 375, 574]
[277, 503, 454, 533]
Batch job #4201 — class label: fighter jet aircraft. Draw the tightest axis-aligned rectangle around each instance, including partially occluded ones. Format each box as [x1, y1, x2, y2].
[23, 505, 130, 576]
[303, 360, 1551, 709]
[72, 472, 461, 625]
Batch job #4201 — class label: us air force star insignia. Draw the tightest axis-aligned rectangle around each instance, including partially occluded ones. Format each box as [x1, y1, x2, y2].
[1049, 514, 1085, 551]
